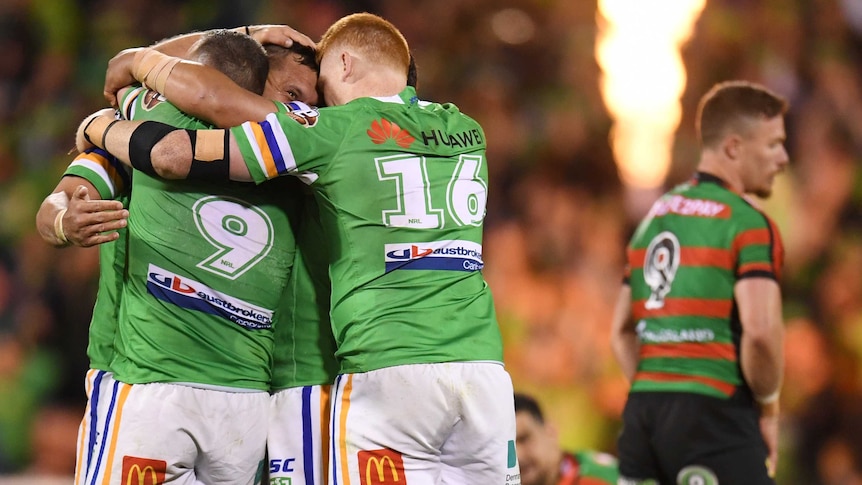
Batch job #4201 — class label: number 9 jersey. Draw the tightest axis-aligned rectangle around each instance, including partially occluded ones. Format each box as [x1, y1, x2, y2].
[113, 86, 301, 390]
[231, 87, 503, 374]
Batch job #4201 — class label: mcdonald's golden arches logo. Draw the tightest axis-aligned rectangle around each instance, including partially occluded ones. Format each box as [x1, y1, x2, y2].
[358, 449, 406, 485]
[122, 455, 166, 485]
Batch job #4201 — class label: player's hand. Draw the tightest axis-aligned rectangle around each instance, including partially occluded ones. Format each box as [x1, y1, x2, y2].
[758, 402, 779, 478]
[63, 185, 128, 247]
[104, 47, 142, 108]
[75, 108, 117, 153]
[249, 24, 316, 50]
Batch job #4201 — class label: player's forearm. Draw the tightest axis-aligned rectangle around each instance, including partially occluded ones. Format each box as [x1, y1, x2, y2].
[80, 113, 251, 182]
[736, 278, 785, 400]
[741, 322, 784, 400]
[610, 285, 639, 381]
[80, 113, 192, 179]
[36, 192, 71, 247]
[611, 331, 640, 382]
[132, 49, 275, 127]
[150, 31, 206, 57]
[161, 63, 276, 127]
[149, 25, 294, 57]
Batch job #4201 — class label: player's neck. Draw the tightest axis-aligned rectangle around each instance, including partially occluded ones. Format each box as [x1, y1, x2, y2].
[697, 154, 743, 194]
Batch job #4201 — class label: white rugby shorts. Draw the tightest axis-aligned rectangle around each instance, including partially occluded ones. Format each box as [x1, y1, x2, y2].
[329, 362, 521, 485]
[77, 380, 268, 485]
[268, 384, 333, 485]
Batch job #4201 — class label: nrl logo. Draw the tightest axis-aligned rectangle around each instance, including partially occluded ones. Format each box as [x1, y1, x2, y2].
[285, 101, 319, 127]
[142, 90, 165, 111]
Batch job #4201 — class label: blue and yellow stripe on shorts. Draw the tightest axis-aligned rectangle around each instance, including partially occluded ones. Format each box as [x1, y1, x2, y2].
[330, 374, 354, 485]
[299, 384, 333, 485]
[73, 371, 132, 485]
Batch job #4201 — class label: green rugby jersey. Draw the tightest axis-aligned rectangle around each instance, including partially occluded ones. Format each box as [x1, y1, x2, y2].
[232, 87, 503, 373]
[625, 172, 784, 399]
[63, 148, 131, 371]
[272, 184, 339, 390]
[114, 87, 298, 390]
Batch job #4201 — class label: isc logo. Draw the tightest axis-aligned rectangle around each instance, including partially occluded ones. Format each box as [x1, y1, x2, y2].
[270, 457, 296, 474]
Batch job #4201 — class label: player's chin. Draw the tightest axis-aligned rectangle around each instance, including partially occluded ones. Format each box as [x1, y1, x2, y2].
[754, 186, 773, 198]
[753, 179, 775, 198]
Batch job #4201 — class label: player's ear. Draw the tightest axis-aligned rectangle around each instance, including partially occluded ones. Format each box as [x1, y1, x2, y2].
[723, 134, 741, 161]
[341, 51, 355, 82]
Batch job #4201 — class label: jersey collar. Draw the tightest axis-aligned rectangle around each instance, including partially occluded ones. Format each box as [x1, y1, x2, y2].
[693, 171, 744, 196]
[370, 86, 419, 105]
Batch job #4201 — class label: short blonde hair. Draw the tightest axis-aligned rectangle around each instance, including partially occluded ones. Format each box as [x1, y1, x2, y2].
[317, 12, 410, 75]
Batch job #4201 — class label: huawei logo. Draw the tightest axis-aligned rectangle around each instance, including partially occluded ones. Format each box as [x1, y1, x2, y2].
[367, 119, 415, 148]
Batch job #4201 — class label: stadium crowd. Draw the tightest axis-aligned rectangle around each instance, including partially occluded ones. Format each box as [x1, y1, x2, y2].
[0, 0, 860, 483]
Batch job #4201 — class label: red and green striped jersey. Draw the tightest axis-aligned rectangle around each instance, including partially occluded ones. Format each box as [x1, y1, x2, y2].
[625, 172, 784, 399]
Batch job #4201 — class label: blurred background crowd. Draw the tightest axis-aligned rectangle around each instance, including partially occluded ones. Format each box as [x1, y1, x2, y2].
[0, 0, 860, 483]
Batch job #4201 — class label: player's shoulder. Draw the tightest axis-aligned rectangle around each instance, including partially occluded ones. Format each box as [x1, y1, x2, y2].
[726, 194, 778, 234]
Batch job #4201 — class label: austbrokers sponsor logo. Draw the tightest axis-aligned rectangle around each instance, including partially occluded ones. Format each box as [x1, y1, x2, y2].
[384, 240, 483, 273]
[147, 263, 274, 330]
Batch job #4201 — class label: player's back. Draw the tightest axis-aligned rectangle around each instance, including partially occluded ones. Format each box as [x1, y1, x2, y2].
[272, 183, 339, 390]
[113, 87, 299, 390]
[236, 87, 504, 374]
[626, 173, 783, 399]
[331, 92, 500, 373]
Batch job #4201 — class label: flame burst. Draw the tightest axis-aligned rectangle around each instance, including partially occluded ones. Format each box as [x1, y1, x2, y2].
[596, 0, 706, 189]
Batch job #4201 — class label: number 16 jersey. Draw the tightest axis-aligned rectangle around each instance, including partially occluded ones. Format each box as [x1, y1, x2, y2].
[232, 87, 503, 374]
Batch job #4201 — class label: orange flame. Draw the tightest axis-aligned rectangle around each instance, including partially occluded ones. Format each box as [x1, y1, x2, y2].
[596, 0, 706, 189]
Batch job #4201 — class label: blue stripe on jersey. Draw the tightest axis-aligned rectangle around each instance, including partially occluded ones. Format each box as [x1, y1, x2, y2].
[302, 386, 315, 485]
[260, 120, 287, 175]
[89, 379, 121, 485]
[86, 371, 106, 472]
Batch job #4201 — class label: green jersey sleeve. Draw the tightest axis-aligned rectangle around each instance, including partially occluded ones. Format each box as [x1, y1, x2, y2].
[61, 148, 131, 371]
